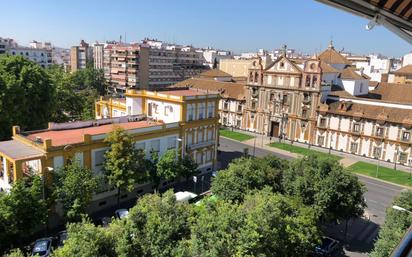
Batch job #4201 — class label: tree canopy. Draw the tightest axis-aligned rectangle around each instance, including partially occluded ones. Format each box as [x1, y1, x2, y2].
[211, 156, 286, 202]
[104, 127, 147, 204]
[0, 176, 47, 251]
[0, 55, 56, 139]
[53, 161, 97, 222]
[282, 155, 366, 222]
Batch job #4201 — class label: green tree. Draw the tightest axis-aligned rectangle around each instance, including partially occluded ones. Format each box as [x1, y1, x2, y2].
[104, 127, 146, 206]
[53, 161, 97, 222]
[211, 156, 286, 202]
[282, 155, 366, 223]
[178, 154, 199, 182]
[115, 190, 192, 257]
[53, 219, 117, 257]
[156, 149, 180, 182]
[371, 191, 412, 257]
[0, 176, 47, 251]
[0, 55, 56, 139]
[184, 188, 320, 257]
[6, 248, 26, 257]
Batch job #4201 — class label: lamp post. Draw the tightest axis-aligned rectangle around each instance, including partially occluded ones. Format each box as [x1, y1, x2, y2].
[394, 149, 399, 170]
[329, 136, 333, 155]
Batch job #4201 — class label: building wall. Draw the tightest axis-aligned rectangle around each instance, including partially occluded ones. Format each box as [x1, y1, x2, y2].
[219, 59, 255, 77]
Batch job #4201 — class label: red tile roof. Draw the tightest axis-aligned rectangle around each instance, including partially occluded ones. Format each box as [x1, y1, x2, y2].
[27, 120, 162, 147]
[158, 89, 207, 96]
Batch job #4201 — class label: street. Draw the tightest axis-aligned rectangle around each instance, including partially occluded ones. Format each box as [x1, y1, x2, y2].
[218, 137, 406, 257]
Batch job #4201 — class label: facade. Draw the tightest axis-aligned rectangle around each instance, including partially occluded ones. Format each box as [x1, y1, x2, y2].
[197, 48, 233, 68]
[348, 54, 394, 82]
[0, 88, 219, 195]
[316, 83, 412, 165]
[70, 40, 93, 71]
[93, 42, 104, 70]
[0, 37, 52, 68]
[243, 52, 322, 143]
[173, 69, 247, 129]
[219, 56, 273, 78]
[104, 39, 208, 92]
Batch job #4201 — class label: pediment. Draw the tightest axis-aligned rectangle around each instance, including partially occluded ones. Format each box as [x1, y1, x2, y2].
[265, 56, 302, 74]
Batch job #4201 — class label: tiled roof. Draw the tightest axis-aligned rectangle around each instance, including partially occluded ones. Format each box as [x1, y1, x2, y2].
[328, 82, 412, 105]
[320, 61, 339, 73]
[326, 100, 412, 125]
[198, 69, 232, 78]
[318, 47, 351, 65]
[172, 78, 246, 100]
[393, 65, 412, 75]
[157, 89, 207, 96]
[26, 120, 163, 147]
[339, 67, 364, 80]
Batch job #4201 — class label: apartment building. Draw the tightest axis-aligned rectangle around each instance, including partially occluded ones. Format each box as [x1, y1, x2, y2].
[104, 39, 207, 92]
[70, 40, 93, 71]
[0, 37, 52, 68]
[93, 42, 104, 69]
[0, 88, 219, 195]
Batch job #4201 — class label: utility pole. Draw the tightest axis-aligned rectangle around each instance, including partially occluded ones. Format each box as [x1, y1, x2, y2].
[253, 136, 257, 157]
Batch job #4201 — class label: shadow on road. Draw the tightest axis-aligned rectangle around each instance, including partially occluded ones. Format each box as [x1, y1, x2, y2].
[325, 217, 380, 256]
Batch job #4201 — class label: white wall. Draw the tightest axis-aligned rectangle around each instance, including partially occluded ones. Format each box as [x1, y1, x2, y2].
[147, 99, 181, 123]
[126, 97, 143, 115]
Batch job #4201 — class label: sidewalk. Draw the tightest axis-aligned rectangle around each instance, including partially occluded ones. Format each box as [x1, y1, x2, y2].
[223, 127, 412, 172]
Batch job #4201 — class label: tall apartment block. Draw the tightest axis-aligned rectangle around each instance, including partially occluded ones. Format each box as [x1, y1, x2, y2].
[104, 39, 207, 92]
[70, 40, 93, 72]
[93, 42, 104, 69]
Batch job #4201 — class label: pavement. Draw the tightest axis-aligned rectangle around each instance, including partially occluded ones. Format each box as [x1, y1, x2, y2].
[219, 136, 408, 257]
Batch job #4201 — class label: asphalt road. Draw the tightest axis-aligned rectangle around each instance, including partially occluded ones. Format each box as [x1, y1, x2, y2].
[218, 137, 406, 257]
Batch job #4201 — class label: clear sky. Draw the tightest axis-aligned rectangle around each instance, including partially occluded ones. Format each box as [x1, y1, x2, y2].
[2, 0, 410, 57]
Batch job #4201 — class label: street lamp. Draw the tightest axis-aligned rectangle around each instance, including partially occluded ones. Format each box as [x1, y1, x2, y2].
[329, 136, 334, 155]
[253, 136, 257, 157]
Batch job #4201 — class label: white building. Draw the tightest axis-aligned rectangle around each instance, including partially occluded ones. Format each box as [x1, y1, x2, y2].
[93, 42, 104, 69]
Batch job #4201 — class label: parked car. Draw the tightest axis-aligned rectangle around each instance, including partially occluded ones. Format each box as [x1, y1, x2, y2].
[115, 209, 129, 219]
[32, 238, 52, 257]
[315, 237, 340, 256]
[56, 230, 68, 247]
[174, 191, 198, 203]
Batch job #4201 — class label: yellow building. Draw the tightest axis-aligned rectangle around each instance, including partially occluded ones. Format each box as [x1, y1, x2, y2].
[393, 64, 412, 84]
[0, 88, 220, 195]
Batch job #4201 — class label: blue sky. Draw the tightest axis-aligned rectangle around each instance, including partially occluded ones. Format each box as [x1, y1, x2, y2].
[2, 0, 410, 57]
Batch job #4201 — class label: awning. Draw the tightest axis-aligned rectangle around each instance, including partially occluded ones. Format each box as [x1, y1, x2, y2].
[316, 0, 412, 44]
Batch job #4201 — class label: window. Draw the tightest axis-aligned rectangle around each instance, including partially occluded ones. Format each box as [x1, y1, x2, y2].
[312, 76, 317, 87]
[53, 156, 64, 170]
[402, 132, 410, 141]
[223, 117, 227, 125]
[399, 152, 408, 164]
[197, 129, 203, 143]
[198, 103, 206, 120]
[164, 105, 173, 116]
[279, 62, 285, 68]
[373, 147, 382, 158]
[376, 127, 384, 137]
[237, 104, 242, 112]
[150, 139, 160, 154]
[251, 101, 256, 109]
[270, 93, 275, 101]
[350, 142, 358, 153]
[319, 118, 327, 127]
[317, 136, 325, 146]
[187, 104, 194, 121]
[282, 94, 288, 105]
[305, 76, 311, 87]
[196, 152, 203, 164]
[135, 142, 145, 150]
[205, 150, 212, 162]
[208, 102, 215, 118]
[223, 101, 229, 110]
[353, 123, 361, 133]
[207, 129, 213, 141]
[254, 72, 258, 82]
[236, 120, 241, 127]
[302, 109, 307, 118]
[167, 137, 177, 149]
[94, 150, 106, 167]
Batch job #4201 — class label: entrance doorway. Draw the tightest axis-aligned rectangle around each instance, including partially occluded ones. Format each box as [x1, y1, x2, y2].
[270, 121, 280, 137]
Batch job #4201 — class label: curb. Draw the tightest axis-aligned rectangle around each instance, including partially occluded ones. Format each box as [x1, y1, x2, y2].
[351, 172, 412, 190]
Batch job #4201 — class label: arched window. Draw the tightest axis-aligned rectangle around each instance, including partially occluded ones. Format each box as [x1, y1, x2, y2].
[312, 76, 317, 87]
[254, 72, 258, 83]
[249, 72, 253, 82]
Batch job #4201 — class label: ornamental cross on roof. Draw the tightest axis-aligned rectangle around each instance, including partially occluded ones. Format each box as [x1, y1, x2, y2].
[328, 40, 334, 49]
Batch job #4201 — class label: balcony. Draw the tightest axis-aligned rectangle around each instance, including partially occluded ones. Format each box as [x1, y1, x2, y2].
[186, 140, 215, 151]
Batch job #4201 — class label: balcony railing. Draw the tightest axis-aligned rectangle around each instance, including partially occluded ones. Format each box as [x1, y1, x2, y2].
[187, 140, 215, 150]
